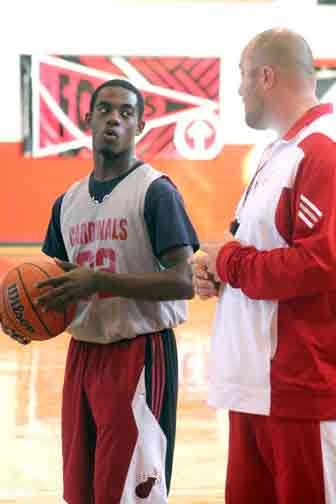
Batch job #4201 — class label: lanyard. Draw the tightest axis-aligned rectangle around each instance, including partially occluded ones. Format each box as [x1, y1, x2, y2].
[230, 142, 275, 236]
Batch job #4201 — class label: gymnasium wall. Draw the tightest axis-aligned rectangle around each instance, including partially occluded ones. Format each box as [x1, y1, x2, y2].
[1, 141, 250, 242]
[1, 1, 335, 244]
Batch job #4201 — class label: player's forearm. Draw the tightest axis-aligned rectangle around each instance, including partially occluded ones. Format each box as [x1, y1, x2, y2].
[93, 263, 194, 300]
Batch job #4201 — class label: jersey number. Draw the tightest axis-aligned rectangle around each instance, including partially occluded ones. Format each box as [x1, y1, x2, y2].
[76, 248, 116, 298]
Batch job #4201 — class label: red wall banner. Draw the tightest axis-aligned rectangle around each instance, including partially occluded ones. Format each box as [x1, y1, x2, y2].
[21, 55, 221, 160]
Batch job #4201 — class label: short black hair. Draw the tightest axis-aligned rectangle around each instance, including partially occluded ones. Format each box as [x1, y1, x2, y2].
[89, 79, 145, 120]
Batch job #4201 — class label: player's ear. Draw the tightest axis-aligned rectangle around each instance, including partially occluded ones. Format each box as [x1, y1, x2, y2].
[85, 112, 92, 129]
[136, 120, 145, 136]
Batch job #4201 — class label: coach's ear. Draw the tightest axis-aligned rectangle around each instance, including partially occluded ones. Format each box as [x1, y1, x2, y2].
[85, 112, 92, 129]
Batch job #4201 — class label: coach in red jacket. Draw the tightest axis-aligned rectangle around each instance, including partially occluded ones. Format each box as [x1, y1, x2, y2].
[193, 28, 336, 504]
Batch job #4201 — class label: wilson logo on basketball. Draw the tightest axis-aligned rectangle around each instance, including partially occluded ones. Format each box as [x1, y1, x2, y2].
[7, 283, 35, 334]
[135, 476, 157, 499]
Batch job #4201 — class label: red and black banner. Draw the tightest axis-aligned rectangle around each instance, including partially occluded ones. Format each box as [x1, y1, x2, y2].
[21, 55, 221, 160]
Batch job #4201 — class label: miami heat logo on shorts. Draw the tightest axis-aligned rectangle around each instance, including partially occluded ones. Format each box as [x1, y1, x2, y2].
[135, 470, 161, 499]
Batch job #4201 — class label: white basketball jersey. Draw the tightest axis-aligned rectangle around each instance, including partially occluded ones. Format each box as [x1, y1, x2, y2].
[60, 164, 187, 343]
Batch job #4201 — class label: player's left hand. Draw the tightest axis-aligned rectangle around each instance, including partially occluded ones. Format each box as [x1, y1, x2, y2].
[35, 260, 98, 311]
[200, 231, 239, 279]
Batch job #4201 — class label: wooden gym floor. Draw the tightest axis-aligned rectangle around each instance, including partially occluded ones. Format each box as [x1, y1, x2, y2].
[0, 247, 228, 503]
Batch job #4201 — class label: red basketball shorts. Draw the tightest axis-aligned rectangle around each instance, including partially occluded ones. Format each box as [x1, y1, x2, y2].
[62, 330, 178, 504]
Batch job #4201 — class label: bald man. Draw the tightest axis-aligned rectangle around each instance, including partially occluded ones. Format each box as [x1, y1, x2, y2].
[193, 29, 336, 504]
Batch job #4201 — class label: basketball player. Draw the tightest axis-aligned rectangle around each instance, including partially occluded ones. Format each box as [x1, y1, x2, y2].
[35, 80, 199, 504]
[193, 29, 336, 504]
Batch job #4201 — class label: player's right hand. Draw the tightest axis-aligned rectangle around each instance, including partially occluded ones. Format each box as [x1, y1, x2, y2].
[0, 316, 31, 345]
[190, 254, 220, 300]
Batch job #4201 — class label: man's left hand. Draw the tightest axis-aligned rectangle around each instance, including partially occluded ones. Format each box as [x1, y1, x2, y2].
[200, 231, 239, 280]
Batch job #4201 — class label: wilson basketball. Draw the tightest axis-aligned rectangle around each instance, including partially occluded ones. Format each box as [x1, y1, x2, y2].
[0, 260, 76, 344]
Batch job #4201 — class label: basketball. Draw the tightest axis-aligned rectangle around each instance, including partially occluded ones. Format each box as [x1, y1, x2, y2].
[0, 260, 76, 344]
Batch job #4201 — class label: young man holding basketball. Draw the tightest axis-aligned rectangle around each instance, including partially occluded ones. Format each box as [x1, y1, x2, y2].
[36, 79, 199, 504]
[193, 29, 336, 504]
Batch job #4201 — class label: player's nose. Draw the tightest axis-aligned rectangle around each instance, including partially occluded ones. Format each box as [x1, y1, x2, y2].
[106, 110, 121, 126]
